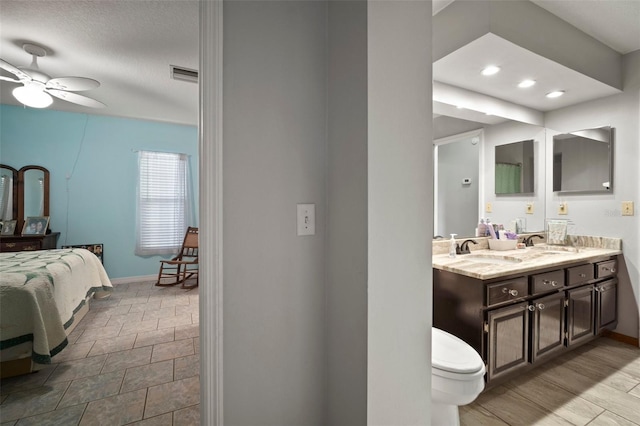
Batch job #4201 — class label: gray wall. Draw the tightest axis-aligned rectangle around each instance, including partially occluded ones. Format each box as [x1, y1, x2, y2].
[544, 49, 640, 339]
[326, 1, 368, 424]
[223, 2, 327, 424]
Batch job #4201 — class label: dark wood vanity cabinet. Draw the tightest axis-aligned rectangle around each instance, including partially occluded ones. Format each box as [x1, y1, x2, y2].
[0, 233, 60, 252]
[434, 255, 619, 386]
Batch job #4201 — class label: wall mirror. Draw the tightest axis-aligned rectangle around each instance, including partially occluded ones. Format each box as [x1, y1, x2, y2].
[0, 164, 19, 222]
[552, 126, 613, 193]
[17, 165, 50, 234]
[495, 139, 534, 195]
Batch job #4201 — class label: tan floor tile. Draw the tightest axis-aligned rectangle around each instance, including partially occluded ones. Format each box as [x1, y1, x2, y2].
[142, 307, 176, 321]
[119, 319, 159, 336]
[89, 304, 132, 316]
[173, 404, 199, 426]
[589, 411, 640, 426]
[128, 301, 162, 313]
[58, 370, 125, 408]
[121, 360, 174, 393]
[76, 325, 123, 343]
[105, 311, 144, 328]
[151, 339, 194, 363]
[160, 296, 190, 308]
[191, 313, 199, 324]
[79, 388, 146, 426]
[101, 346, 152, 374]
[629, 384, 640, 398]
[460, 403, 509, 426]
[134, 328, 175, 348]
[175, 304, 198, 316]
[174, 324, 199, 340]
[174, 353, 200, 380]
[46, 355, 107, 383]
[0, 364, 58, 395]
[118, 295, 150, 306]
[52, 341, 95, 363]
[157, 314, 192, 330]
[73, 313, 110, 330]
[14, 403, 86, 426]
[0, 382, 70, 422]
[194, 337, 200, 354]
[129, 413, 173, 426]
[144, 376, 199, 419]
[87, 334, 136, 356]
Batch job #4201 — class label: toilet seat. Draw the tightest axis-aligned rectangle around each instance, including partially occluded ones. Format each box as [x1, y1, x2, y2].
[432, 328, 484, 378]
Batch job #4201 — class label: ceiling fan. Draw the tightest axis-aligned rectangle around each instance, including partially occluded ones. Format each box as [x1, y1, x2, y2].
[0, 43, 105, 109]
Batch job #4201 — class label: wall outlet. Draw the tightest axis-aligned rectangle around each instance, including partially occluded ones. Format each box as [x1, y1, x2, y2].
[297, 204, 315, 236]
[525, 203, 534, 214]
[558, 202, 568, 215]
[485, 202, 492, 213]
[622, 201, 634, 216]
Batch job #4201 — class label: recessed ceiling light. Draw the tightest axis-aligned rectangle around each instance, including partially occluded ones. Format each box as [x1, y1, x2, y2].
[518, 79, 536, 88]
[546, 90, 565, 98]
[481, 65, 501, 76]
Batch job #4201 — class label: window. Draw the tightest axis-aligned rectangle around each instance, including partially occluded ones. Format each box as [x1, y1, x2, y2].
[136, 151, 191, 256]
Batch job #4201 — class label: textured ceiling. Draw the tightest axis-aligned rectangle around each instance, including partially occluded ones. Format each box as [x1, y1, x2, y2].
[1, 1, 638, 127]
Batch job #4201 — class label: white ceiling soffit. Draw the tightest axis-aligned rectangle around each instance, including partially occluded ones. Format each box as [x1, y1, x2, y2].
[531, 0, 640, 55]
[433, 33, 621, 114]
[433, 101, 507, 126]
[0, 1, 199, 126]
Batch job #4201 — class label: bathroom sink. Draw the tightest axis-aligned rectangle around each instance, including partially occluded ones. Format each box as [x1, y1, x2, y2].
[463, 255, 523, 265]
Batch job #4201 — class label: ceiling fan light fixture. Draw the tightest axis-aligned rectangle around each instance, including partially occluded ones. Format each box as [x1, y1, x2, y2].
[546, 90, 565, 98]
[13, 84, 53, 108]
[481, 65, 500, 76]
[518, 79, 536, 88]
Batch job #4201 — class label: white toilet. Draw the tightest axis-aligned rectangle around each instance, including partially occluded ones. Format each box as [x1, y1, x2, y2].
[431, 327, 486, 426]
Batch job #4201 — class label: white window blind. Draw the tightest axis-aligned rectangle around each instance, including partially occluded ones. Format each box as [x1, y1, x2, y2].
[136, 151, 191, 256]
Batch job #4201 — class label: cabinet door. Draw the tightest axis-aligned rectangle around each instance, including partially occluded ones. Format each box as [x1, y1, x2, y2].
[567, 285, 594, 346]
[530, 292, 566, 363]
[596, 279, 617, 333]
[487, 302, 529, 382]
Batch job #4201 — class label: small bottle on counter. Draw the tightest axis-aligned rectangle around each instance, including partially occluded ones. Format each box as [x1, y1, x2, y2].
[476, 219, 486, 237]
[449, 234, 458, 258]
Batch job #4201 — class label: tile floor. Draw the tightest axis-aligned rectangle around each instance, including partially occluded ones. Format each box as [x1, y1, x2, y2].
[2, 280, 639, 426]
[461, 337, 640, 426]
[0, 281, 200, 426]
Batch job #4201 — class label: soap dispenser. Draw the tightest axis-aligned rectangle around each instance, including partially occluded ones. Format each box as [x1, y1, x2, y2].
[449, 234, 457, 258]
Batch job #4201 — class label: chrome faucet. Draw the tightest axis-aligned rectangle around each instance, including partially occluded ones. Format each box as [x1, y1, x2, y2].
[523, 234, 544, 247]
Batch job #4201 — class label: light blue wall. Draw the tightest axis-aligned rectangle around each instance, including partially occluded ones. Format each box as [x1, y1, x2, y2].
[0, 104, 198, 279]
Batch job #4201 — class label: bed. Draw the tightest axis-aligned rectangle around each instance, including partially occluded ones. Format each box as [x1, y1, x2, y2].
[0, 248, 112, 378]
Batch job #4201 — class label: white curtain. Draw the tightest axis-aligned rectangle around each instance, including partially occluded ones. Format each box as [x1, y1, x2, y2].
[135, 151, 192, 256]
[0, 175, 13, 221]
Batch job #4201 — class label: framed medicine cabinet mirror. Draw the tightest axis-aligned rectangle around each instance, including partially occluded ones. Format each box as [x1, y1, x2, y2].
[494, 139, 535, 195]
[552, 126, 613, 193]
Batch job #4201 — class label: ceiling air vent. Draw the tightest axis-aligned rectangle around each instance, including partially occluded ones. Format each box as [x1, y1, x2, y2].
[170, 65, 198, 83]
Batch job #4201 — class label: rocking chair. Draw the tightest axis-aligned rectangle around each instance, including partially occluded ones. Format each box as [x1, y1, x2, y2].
[155, 227, 199, 289]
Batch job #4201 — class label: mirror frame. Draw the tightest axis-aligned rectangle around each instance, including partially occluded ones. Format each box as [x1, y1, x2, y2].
[17, 165, 50, 234]
[0, 164, 19, 226]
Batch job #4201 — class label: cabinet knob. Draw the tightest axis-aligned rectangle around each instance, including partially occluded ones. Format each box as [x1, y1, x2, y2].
[611, 268, 616, 273]
[528, 305, 536, 312]
[502, 288, 518, 297]
[543, 280, 559, 287]
[579, 273, 587, 278]
[538, 303, 546, 310]
[5, 243, 15, 248]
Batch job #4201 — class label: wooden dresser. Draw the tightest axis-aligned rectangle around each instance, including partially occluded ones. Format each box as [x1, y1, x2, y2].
[0, 232, 60, 252]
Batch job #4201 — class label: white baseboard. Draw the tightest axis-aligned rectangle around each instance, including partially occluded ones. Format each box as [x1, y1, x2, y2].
[110, 275, 157, 285]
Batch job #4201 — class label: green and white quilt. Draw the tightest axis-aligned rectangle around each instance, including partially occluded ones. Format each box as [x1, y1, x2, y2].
[0, 248, 112, 364]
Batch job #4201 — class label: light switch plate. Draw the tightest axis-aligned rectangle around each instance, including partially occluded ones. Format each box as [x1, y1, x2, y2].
[526, 203, 534, 214]
[485, 202, 492, 213]
[622, 201, 634, 216]
[297, 204, 315, 236]
[558, 202, 568, 215]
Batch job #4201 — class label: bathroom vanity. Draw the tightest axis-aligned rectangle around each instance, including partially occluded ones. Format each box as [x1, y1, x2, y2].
[432, 240, 621, 387]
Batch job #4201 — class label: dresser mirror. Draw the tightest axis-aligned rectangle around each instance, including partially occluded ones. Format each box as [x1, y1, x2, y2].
[552, 126, 613, 193]
[0, 164, 19, 222]
[0, 165, 50, 235]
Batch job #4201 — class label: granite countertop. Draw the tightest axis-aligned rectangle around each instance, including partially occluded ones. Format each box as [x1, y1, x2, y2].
[432, 244, 622, 280]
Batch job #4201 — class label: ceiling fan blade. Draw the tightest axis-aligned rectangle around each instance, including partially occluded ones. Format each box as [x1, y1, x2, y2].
[0, 58, 32, 81]
[0, 75, 21, 83]
[46, 77, 100, 91]
[47, 89, 106, 108]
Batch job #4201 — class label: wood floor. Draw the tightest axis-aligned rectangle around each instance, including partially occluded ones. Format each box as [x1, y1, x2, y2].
[461, 338, 640, 426]
[2, 280, 639, 425]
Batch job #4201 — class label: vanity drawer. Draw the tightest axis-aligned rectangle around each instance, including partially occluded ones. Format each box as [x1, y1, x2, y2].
[596, 260, 617, 279]
[1, 241, 41, 252]
[531, 269, 565, 294]
[567, 264, 594, 286]
[487, 277, 528, 307]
